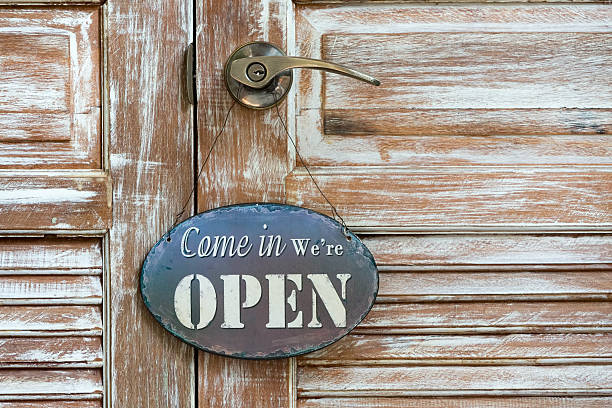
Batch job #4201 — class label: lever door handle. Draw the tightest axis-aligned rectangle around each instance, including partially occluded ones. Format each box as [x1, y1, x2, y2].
[224, 42, 380, 110]
[230, 56, 380, 90]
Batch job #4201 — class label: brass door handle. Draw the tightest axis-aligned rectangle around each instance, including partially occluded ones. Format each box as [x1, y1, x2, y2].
[224, 42, 380, 110]
[230, 56, 380, 90]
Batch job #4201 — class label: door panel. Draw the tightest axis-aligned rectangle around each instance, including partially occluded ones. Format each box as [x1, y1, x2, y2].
[0, 237, 103, 403]
[0, 8, 101, 169]
[0, 4, 106, 405]
[196, 1, 292, 407]
[289, 4, 612, 406]
[295, 6, 611, 167]
[197, 1, 611, 407]
[106, 0, 195, 406]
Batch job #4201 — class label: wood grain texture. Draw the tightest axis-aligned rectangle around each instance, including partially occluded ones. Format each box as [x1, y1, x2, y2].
[0, 337, 102, 367]
[299, 397, 612, 408]
[106, 0, 194, 406]
[0, 8, 101, 169]
[0, 369, 102, 396]
[0, 237, 103, 400]
[0, 175, 111, 231]
[286, 168, 612, 227]
[196, 0, 292, 407]
[363, 234, 612, 267]
[376, 271, 611, 302]
[0, 306, 101, 333]
[0, 1, 100, 4]
[0, 238, 101, 274]
[298, 365, 612, 397]
[0, 402, 100, 408]
[296, 0, 605, 3]
[0, 275, 101, 305]
[301, 334, 612, 364]
[295, 5, 612, 166]
[357, 302, 612, 334]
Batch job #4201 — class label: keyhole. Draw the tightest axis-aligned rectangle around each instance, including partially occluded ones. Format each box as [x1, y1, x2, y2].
[247, 62, 267, 82]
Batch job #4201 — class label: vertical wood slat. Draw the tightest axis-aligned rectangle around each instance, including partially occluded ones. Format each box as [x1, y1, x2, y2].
[196, 0, 292, 407]
[106, 0, 194, 406]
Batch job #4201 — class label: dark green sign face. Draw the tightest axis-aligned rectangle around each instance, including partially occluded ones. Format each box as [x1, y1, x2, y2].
[140, 203, 378, 359]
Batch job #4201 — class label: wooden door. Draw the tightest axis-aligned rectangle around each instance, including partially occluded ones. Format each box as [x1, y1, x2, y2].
[1, 0, 610, 407]
[197, 1, 612, 407]
[0, 0, 194, 406]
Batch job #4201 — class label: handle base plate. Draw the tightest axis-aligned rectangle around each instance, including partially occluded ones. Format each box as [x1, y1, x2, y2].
[224, 42, 293, 110]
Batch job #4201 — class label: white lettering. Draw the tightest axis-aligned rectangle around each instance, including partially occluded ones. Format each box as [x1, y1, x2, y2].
[237, 235, 252, 257]
[259, 235, 286, 257]
[265, 274, 303, 328]
[307, 274, 349, 328]
[220, 275, 262, 328]
[180, 227, 199, 258]
[174, 274, 216, 329]
[290, 238, 310, 256]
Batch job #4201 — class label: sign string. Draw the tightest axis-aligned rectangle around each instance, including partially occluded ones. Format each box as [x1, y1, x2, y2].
[171, 98, 238, 230]
[273, 94, 351, 240]
[172, 86, 351, 241]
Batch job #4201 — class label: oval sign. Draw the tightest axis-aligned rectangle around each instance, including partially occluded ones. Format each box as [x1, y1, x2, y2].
[141, 203, 378, 359]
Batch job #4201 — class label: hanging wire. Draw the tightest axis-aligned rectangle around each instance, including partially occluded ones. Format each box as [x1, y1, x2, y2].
[171, 86, 351, 241]
[171, 96, 238, 230]
[273, 95, 351, 240]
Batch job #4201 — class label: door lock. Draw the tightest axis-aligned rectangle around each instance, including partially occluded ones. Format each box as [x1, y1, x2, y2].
[224, 42, 380, 110]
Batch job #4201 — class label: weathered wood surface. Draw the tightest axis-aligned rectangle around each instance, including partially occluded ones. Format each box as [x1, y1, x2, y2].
[363, 235, 612, 267]
[0, 1, 100, 4]
[0, 402, 100, 408]
[106, 0, 194, 406]
[296, 0, 606, 3]
[295, 5, 612, 167]
[0, 236, 104, 400]
[0, 175, 111, 231]
[196, 0, 292, 407]
[299, 397, 612, 408]
[298, 365, 612, 396]
[0, 8, 101, 169]
[356, 302, 612, 334]
[0, 306, 101, 333]
[376, 271, 611, 302]
[0, 369, 102, 396]
[286, 168, 612, 227]
[0, 238, 101, 274]
[301, 334, 612, 364]
[0, 275, 101, 304]
[0, 337, 102, 367]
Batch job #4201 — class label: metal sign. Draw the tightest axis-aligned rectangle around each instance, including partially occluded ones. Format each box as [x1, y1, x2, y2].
[140, 203, 378, 359]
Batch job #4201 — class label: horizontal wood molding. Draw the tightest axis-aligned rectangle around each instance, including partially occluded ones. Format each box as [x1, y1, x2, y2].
[298, 397, 612, 408]
[0, 337, 102, 368]
[357, 302, 611, 334]
[0, 175, 111, 231]
[286, 168, 612, 227]
[0, 369, 102, 396]
[298, 365, 612, 397]
[301, 333, 612, 364]
[0, 402, 101, 408]
[363, 234, 612, 266]
[296, 1, 608, 3]
[0, 1, 100, 4]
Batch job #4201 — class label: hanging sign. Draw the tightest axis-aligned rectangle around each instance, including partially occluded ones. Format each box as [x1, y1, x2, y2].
[140, 203, 378, 359]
